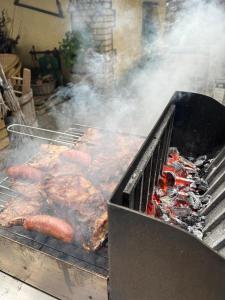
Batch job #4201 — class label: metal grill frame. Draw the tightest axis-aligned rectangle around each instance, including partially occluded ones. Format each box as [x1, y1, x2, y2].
[108, 92, 225, 300]
[0, 124, 110, 300]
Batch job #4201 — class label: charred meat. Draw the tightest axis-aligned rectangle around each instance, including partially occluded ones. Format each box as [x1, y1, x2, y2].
[45, 174, 107, 250]
[30, 144, 69, 171]
[60, 150, 91, 168]
[45, 174, 104, 211]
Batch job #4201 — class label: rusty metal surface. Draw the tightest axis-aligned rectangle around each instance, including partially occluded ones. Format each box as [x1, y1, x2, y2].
[0, 234, 108, 300]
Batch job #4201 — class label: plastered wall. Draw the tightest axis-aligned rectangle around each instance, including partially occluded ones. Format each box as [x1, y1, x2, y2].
[112, 0, 166, 79]
[0, 0, 70, 66]
[0, 0, 167, 80]
[112, 0, 143, 79]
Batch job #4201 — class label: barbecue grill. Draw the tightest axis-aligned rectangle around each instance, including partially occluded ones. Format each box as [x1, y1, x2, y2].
[0, 91, 225, 300]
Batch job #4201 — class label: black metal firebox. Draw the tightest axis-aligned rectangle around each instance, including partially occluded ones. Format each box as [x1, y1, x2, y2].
[109, 92, 225, 300]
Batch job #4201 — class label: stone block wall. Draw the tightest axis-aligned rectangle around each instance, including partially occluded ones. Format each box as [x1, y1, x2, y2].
[73, 0, 115, 88]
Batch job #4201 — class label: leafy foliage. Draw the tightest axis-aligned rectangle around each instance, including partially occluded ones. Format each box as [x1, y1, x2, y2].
[59, 29, 94, 68]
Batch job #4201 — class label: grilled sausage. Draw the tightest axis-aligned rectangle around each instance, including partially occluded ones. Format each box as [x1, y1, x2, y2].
[7, 165, 44, 182]
[23, 215, 74, 243]
[60, 150, 91, 167]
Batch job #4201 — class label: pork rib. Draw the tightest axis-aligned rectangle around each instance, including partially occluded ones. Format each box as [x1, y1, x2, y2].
[45, 174, 107, 250]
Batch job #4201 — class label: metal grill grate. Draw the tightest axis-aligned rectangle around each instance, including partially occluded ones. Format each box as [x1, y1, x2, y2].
[7, 123, 91, 146]
[0, 124, 109, 277]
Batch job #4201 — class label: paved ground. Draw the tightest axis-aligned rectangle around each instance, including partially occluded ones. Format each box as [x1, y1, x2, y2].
[0, 272, 56, 300]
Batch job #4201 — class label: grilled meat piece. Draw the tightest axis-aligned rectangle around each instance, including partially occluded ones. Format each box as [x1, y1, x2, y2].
[45, 175, 104, 210]
[82, 128, 103, 143]
[45, 174, 107, 250]
[11, 181, 46, 201]
[50, 161, 85, 178]
[60, 150, 91, 168]
[98, 181, 117, 199]
[23, 215, 74, 243]
[0, 198, 43, 227]
[30, 144, 69, 171]
[86, 132, 143, 184]
[83, 211, 108, 251]
[7, 165, 44, 183]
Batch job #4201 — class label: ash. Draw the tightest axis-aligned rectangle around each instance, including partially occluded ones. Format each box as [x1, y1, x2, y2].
[147, 148, 212, 239]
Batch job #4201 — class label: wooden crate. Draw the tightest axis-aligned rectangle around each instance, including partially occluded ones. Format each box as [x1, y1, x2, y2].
[0, 136, 10, 150]
[0, 115, 9, 150]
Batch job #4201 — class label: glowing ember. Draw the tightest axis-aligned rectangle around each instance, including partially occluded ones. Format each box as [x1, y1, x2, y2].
[147, 148, 212, 239]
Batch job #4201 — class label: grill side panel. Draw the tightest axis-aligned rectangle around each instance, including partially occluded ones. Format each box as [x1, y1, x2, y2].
[203, 146, 225, 255]
[0, 234, 108, 300]
[109, 92, 225, 300]
[108, 204, 225, 300]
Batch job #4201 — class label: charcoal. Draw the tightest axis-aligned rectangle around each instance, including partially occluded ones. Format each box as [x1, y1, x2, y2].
[161, 213, 170, 223]
[160, 195, 174, 206]
[171, 217, 188, 230]
[172, 207, 192, 217]
[188, 157, 195, 162]
[196, 178, 208, 193]
[168, 147, 179, 156]
[172, 161, 183, 171]
[201, 194, 211, 204]
[148, 148, 212, 241]
[167, 187, 178, 198]
[188, 226, 203, 239]
[194, 155, 207, 167]
[182, 215, 199, 226]
[190, 182, 197, 189]
[188, 192, 201, 210]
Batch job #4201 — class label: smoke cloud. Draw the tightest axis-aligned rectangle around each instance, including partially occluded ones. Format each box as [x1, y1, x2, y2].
[48, 0, 225, 137]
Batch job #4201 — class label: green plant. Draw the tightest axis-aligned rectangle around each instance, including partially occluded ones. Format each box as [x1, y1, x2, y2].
[59, 29, 94, 68]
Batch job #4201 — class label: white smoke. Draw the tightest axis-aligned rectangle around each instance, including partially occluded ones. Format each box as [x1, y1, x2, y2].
[50, 0, 225, 136]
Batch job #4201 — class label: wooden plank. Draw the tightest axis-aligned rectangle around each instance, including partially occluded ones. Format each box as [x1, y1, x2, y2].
[0, 118, 6, 130]
[0, 136, 9, 150]
[22, 68, 31, 95]
[0, 128, 8, 139]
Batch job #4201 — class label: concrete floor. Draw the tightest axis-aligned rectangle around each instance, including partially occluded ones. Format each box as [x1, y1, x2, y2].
[0, 272, 56, 300]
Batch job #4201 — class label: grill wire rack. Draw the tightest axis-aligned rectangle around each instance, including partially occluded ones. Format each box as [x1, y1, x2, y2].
[0, 123, 92, 192]
[7, 123, 93, 146]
